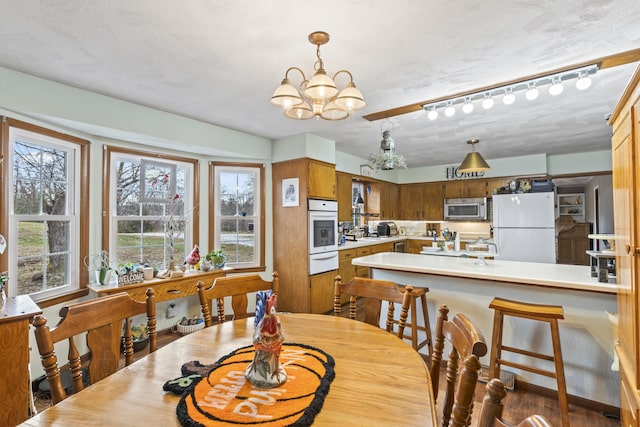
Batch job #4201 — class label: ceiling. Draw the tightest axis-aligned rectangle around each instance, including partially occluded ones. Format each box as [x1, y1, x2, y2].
[1, 1, 639, 170]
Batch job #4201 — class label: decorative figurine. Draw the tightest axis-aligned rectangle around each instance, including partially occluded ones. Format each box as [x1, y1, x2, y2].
[245, 294, 287, 388]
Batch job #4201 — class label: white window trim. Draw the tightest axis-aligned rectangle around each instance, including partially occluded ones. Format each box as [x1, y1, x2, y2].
[8, 127, 80, 301]
[109, 152, 195, 269]
[213, 165, 261, 269]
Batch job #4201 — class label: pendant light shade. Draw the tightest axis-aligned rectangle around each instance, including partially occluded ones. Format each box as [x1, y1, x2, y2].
[458, 139, 490, 172]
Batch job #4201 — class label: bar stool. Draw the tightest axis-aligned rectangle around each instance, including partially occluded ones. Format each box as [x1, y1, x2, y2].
[488, 297, 570, 427]
[392, 286, 433, 355]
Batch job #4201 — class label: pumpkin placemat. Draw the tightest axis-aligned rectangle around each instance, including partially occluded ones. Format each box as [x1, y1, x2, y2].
[164, 343, 335, 427]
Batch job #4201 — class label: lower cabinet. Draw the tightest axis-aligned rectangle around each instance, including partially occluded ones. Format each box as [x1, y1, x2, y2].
[355, 246, 372, 278]
[556, 223, 591, 265]
[309, 270, 337, 314]
[406, 239, 426, 254]
[620, 362, 640, 427]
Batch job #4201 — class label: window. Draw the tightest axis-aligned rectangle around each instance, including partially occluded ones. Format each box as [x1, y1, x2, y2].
[0, 118, 89, 303]
[106, 147, 198, 270]
[210, 163, 264, 271]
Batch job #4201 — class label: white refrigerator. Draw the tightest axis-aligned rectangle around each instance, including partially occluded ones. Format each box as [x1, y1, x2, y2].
[492, 192, 556, 263]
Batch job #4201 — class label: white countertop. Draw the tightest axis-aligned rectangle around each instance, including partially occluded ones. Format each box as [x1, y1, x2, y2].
[338, 236, 406, 250]
[352, 252, 616, 294]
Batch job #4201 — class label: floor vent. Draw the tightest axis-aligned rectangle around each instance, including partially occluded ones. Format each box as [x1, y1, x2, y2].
[477, 365, 515, 392]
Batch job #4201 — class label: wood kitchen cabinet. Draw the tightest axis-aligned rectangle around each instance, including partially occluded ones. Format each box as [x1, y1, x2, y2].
[556, 222, 591, 265]
[307, 159, 336, 200]
[355, 246, 372, 278]
[336, 172, 353, 222]
[406, 239, 427, 254]
[0, 295, 42, 426]
[443, 179, 487, 198]
[309, 270, 337, 314]
[609, 64, 640, 427]
[422, 182, 444, 220]
[486, 177, 511, 197]
[399, 183, 425, 220]
[272, 158, 336, 313]
[379, 181, 399, 219]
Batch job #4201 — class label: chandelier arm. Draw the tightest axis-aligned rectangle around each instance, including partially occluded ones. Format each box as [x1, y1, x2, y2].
[332, 69, 354, 83]
[284, 66, 307, 82]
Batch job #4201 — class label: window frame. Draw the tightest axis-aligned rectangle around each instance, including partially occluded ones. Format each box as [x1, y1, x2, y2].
[103, 146, 199, 270]
[209, 162, 265, 273]
[0, 117, 90, 307]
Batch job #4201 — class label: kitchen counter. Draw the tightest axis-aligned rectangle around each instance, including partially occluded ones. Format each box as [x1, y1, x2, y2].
[352, 251, 618, 406]
[352, 252, 615, 294]
[338, 235, 405, 250]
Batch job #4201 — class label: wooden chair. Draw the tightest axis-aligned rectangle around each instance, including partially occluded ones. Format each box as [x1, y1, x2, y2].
[477, 378, 555, 427]
[197, 271, 278, 327]
[429, 304, 487, 427]
[32, 289, 157, 404]
[333, 275, 413, 341]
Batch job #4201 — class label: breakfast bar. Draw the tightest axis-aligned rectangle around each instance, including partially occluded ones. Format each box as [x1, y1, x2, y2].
[352, 252, 618, 407]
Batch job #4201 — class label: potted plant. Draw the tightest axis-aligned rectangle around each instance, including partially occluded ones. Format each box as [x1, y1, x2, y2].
[121, 323, 149, 353]
[205, 249, 227, 269]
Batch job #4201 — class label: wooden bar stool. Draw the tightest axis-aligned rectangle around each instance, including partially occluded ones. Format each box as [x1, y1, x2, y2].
[488, 297, 569, 427]
[392, 286, 433, 354]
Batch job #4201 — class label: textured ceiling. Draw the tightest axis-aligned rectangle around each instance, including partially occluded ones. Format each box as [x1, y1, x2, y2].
[0, 1, 639, 169]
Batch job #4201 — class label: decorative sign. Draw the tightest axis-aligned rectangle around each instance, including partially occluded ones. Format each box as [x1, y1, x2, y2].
[118, 272, 145, 286]
[360, 164, 374, 177]
[445, 166, 486, 180]
[140, 160, 177, 203]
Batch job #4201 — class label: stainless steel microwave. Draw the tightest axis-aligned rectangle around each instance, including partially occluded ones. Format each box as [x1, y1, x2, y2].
[443, 197, 487, 221]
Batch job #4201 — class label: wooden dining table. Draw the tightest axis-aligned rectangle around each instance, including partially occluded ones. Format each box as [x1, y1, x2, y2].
[21, 313, 437, 426]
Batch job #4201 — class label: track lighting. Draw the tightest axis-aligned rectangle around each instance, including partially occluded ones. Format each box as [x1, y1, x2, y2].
[462, 98, 474, 114]
[525, 83, 539, 100]
[421, 64, 598, 120]
[549, 77, 563, 96]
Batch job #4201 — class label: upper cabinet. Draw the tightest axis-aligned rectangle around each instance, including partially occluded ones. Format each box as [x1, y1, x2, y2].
[336, 172, 353, 222]
[382, 182, 399, 219]
[307, 159, 336, 200]
[398, 182, 443, 220]
[442, 179, 488, 198]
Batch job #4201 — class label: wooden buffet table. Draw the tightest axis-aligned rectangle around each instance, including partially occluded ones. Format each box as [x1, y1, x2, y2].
[88, 268, 227, 302]
[21, 313, 436, 426]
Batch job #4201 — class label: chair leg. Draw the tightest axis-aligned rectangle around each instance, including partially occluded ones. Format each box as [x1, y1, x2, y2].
[420, 294, 433, 355]
[488, 310, 504, 380]
[550, 319, 570, 427]
[410, 298, 419, 350]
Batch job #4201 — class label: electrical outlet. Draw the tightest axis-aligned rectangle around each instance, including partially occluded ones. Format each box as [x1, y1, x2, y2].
[167, 303, 176, 318]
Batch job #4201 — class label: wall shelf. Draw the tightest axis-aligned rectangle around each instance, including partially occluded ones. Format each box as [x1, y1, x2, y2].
[557, 192, 585, 222]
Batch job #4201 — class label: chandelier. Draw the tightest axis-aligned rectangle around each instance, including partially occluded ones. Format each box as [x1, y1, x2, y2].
[270, 31, 366, 120]
[367, 121, 407, 171]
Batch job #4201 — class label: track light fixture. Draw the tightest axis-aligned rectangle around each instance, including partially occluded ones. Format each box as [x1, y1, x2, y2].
[421, 64, 598, 120]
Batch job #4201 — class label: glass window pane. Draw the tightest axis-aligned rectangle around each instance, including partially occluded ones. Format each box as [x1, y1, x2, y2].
[17, 256, 44, 295]
[43, 182, 67, 215]
[13, 178, 41, 215]
[46, 253, 69, 288]
[17, 221, 44, 257]
[220, 218, 255, 264]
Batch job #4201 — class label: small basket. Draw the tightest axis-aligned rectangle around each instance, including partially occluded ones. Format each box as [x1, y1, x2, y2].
[175, 321, 205, 335]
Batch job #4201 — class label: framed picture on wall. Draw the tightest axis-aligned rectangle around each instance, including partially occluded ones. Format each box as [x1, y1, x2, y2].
[282, 178, 299, 207]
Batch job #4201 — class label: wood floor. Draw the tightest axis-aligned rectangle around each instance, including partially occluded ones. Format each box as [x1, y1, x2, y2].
[33, 312, 621, 427]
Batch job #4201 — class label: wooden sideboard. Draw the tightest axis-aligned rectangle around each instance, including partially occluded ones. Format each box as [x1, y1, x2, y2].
[88, 268, 227, 302]
[0, 295, 41, 426]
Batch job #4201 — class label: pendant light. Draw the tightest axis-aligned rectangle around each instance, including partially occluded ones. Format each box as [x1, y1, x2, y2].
[458, 139, 490, 172]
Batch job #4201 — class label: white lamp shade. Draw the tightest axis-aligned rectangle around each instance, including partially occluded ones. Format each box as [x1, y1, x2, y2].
[482, 97, 494, 109]
[462, 101, 474, 114]
[284, 101, 313, 120]
[444, 105, 455, 117]
[270, 78, 303, 108]
[576, 75, 592, 90]
[335, 83, 366, 111]
[427, 108, 438, 120]
[503, 92, 515, 105]
[549, 80, 564, 96]
[304, 69, 338, 100]
[321, 99, 349, 120]
[525, 86, 539, 100]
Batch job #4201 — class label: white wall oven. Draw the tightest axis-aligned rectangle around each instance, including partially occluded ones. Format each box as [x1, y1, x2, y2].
[308, 199, 339, 275]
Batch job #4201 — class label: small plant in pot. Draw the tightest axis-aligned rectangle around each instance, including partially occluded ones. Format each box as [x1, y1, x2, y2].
[205, 249, 227, 269]
[121, 322, 149, 353]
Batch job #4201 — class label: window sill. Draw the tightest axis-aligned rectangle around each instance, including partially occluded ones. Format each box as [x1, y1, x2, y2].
[31, 288, 90, 309]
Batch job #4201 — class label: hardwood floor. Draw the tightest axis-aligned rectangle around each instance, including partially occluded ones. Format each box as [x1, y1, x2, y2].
[33, 310, 621, 427]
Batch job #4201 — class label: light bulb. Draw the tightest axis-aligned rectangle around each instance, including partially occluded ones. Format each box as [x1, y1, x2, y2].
[462, 99, 474, 114]
[444, 103, 455, 117]
[576, 73, 592, 90]
[503, 89, 515, 105]
[549, 78, 563, 96]
[427, 107, 438, 120]
[282, 99, 293, 111]
[482, 95, 494, 109]
[525, 84, 539, 101]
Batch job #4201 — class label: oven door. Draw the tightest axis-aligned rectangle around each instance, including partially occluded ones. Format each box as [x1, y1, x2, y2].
[308, 210, 338, 254]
